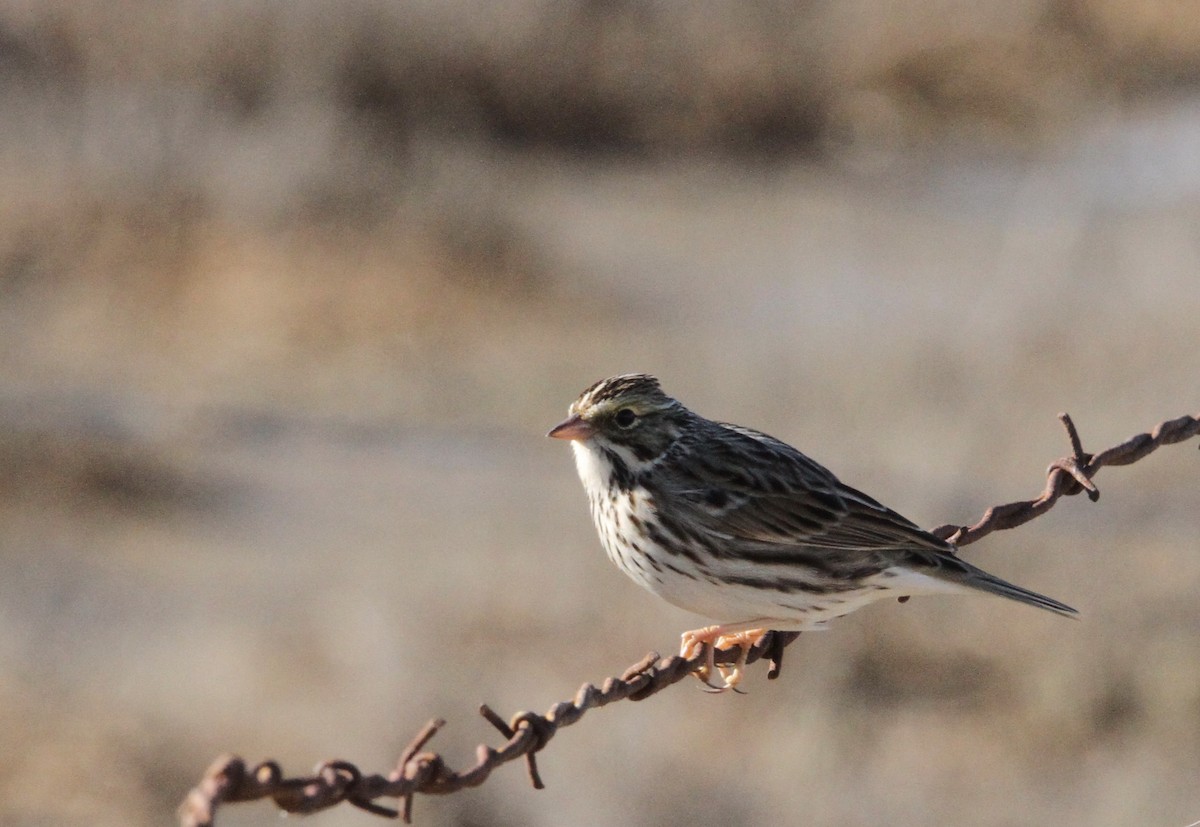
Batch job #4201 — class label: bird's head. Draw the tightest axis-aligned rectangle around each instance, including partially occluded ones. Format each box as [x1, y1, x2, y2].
[548, 373, 689, 464]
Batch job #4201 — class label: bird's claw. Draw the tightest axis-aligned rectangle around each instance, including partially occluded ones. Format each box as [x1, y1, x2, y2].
[680, 627, 766, 693]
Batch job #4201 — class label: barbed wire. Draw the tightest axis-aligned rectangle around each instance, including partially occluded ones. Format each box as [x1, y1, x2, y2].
[179, 410, 1198, 826]
[928, 412, 1200, 545]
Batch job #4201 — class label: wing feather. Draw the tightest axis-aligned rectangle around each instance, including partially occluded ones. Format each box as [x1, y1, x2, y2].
[656, 422, 953, 568]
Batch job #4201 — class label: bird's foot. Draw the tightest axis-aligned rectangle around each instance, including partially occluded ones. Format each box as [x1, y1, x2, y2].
[680, 625, 722, 689]
[680, 627, 768, 693]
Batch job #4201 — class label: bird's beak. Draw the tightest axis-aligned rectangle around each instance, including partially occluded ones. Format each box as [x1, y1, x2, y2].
[548, 414, 594, 441]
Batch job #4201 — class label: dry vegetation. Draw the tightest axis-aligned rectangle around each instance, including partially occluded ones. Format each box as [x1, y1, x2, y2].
[0, 2, 1198, 825]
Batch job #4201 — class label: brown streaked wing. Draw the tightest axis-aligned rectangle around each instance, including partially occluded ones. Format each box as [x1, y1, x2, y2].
[659, 420, 954, 556]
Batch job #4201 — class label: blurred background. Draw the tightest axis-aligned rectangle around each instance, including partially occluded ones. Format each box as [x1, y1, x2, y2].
[1, 1, 1198, 825]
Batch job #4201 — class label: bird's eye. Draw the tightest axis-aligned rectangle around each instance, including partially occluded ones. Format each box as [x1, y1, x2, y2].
[614, 408, 638, 428]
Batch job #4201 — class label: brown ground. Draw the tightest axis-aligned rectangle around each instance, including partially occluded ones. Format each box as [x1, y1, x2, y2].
[1, 3, 1198, 825]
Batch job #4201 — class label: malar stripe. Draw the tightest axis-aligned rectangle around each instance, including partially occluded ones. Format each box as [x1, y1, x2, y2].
[599, 447, 636, 491]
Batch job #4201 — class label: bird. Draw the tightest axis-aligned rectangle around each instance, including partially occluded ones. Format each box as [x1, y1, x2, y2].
[548, 373, 1076, 692]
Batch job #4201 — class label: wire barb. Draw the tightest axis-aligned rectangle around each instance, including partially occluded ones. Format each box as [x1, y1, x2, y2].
[1053, 412, 1099, 501]
[392, 718, 444, 822]
[179, 410, 1198, 827]
[929, 411, 1197, 547]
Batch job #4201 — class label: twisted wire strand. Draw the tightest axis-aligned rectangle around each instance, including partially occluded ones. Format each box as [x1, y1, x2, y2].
[179, 410, 1198, 826]
[929, 412, 1200, 546]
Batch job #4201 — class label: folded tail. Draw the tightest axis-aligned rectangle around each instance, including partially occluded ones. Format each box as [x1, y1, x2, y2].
[907, 549, 1078, 617]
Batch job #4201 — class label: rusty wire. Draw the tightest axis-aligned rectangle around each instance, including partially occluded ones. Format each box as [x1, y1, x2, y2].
[179, 410, 1198, 826]
[928, 412, 1200, 546]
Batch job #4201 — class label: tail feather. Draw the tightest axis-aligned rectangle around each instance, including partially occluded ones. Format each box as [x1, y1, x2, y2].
[895, 546, 1078, 617]
[939, 557, 1078, 617]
